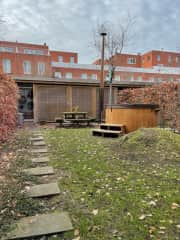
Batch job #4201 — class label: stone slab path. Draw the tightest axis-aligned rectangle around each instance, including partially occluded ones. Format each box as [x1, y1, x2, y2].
[26, 182, 60, 197]
[30, 136, 44, 141]
[3, 212, 73, 240]
[24, 166, 54, 176]
[32, 141, 46, 146]
[4, 130, 73, 239]
[32, 148, 48, 154]
[32, 156, 50, 163]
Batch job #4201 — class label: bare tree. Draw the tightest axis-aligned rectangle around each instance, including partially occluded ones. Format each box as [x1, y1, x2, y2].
[94, 14, 136, 73]
[93, 14, 136, 107]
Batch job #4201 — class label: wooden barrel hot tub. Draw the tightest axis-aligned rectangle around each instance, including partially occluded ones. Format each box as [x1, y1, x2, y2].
[105, 104, 159, 133]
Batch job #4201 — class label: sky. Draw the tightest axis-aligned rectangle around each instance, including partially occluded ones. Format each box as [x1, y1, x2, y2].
[0, 0, 179, 63]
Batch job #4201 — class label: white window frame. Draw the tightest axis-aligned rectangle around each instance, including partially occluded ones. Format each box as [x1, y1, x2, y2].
[0, 47, 14, 53]
[65, 72, 72, 79]
[157, 55, 161, 62]
[91, 74, 97, 80]
[37, 62, 45, 75]
[114, 75, 120, 81]
[2, 59, 11, 73]
[168, 55, 172, 63]
[58, 56, 63, 62]
[127, 57, 136, 64]
[70, 56, 75, 63]
[81, 73, 87, 79]
[54, 71, 62, 78]
[176, 56, 180, 64]
[24, 49, 44, 55]
[23, 61, 31, 74]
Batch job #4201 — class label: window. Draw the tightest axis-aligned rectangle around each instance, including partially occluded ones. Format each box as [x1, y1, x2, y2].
[127, 57, 136, 64]
[70, 56, 75, 63]
[91, 74, 97, 80]
[168, 55, 172, 64]
[37, 62, 45, 75]
[115, 75, 120, 81]
[81, 73, 87, 79]
[147, 55, 151, 61]
[176, 56, 180, 64]
[2, 59, 11, 73]
[58, 56, 63, 62]
[65, 72, 72, 79]
[157, 55, 161, 61]
[137, 76, 142, 81]
[0, 47, 14, 52]
[23, 61, 31, 74]
[54, 72, 62, 78]
[24, 49, 44, 55]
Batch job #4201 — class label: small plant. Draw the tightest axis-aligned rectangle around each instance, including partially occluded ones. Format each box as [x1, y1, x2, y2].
[72, 105, 79, 112]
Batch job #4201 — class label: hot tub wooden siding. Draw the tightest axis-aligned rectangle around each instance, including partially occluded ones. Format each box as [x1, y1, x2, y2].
[106, 104, 159, 133]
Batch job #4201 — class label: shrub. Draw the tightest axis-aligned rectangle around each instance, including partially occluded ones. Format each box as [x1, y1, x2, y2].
[0, 72, 19, 142]
[118, 81, 180, 130]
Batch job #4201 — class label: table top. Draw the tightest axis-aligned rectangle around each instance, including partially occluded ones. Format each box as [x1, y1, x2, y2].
[63, 112, 88, 114]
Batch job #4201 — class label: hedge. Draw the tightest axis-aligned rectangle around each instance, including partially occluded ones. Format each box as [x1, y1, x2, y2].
[0, 72, 19, 142]
[118, 81, 180, 131]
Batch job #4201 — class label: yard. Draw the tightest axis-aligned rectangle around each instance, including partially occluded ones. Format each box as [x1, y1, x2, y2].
[0, 127, 180, 239]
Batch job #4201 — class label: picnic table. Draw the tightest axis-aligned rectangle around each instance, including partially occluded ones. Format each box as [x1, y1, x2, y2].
[55, 112, 95, 127]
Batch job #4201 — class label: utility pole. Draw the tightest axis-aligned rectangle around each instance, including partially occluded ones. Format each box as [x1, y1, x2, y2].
[99, 32, 107, 122]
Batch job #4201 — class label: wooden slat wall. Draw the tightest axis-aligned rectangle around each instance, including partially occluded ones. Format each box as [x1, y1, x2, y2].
[34, 84, 118, 122]
[72, 86, 93, 117]
[37, 86, 67, 121]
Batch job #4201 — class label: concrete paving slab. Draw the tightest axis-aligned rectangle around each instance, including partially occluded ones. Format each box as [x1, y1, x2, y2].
[32, 141, 46, 146]
[30, 136, 44, 141]
[3, 212, 73, 239]
[26, 182, 60, 197]
[32, 148, 48, 154]
[24, 166, 54, 176]
[32, 157, 50, 163]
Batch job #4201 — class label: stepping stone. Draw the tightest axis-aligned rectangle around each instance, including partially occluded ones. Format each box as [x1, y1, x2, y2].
[33, 141, 46, 146]
[24, 166, 54, 176]
[30, 136, 44, 141]
[3, 212, 73, 239]
[26, 182, 60, 197]
[32, 156, 49, 163]
[32, 148, 48, 154]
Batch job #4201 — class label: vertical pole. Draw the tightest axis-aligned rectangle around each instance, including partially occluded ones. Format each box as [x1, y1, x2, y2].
[99, 32, 106, 122]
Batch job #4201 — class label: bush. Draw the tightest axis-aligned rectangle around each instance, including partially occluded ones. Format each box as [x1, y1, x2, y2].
[118, 81, 180, 130]
[0, 72, 19, 142]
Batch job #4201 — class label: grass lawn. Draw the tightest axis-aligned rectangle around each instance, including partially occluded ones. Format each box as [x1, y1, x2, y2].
[42, 128, 180, 240]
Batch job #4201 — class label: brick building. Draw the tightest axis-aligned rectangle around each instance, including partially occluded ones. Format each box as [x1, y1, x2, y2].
[0, 40, 179, 122]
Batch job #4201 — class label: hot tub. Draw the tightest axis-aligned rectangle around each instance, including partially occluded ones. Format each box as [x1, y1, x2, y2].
[105, 104, 160, 133]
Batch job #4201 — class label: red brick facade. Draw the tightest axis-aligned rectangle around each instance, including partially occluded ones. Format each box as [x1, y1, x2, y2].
[0, 41, 180, 82]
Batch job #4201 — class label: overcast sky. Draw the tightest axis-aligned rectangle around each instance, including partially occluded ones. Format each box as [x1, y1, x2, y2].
[0, 0, 179, 63]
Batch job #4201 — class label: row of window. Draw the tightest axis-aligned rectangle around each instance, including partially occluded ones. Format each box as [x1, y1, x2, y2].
[2, 59, 46, 75]
[0, 46, 45, 55]
[58, 55, 75, 63]
[146, 54, 180, 64]
[54, 71, 97, 80]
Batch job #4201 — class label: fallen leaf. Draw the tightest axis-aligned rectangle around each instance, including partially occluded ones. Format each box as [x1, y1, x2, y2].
[92, 209, 98, 215]
[171, 203, 179, 209]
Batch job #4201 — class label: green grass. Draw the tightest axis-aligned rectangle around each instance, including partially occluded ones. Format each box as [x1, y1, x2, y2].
[43, 128, 180, 240]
